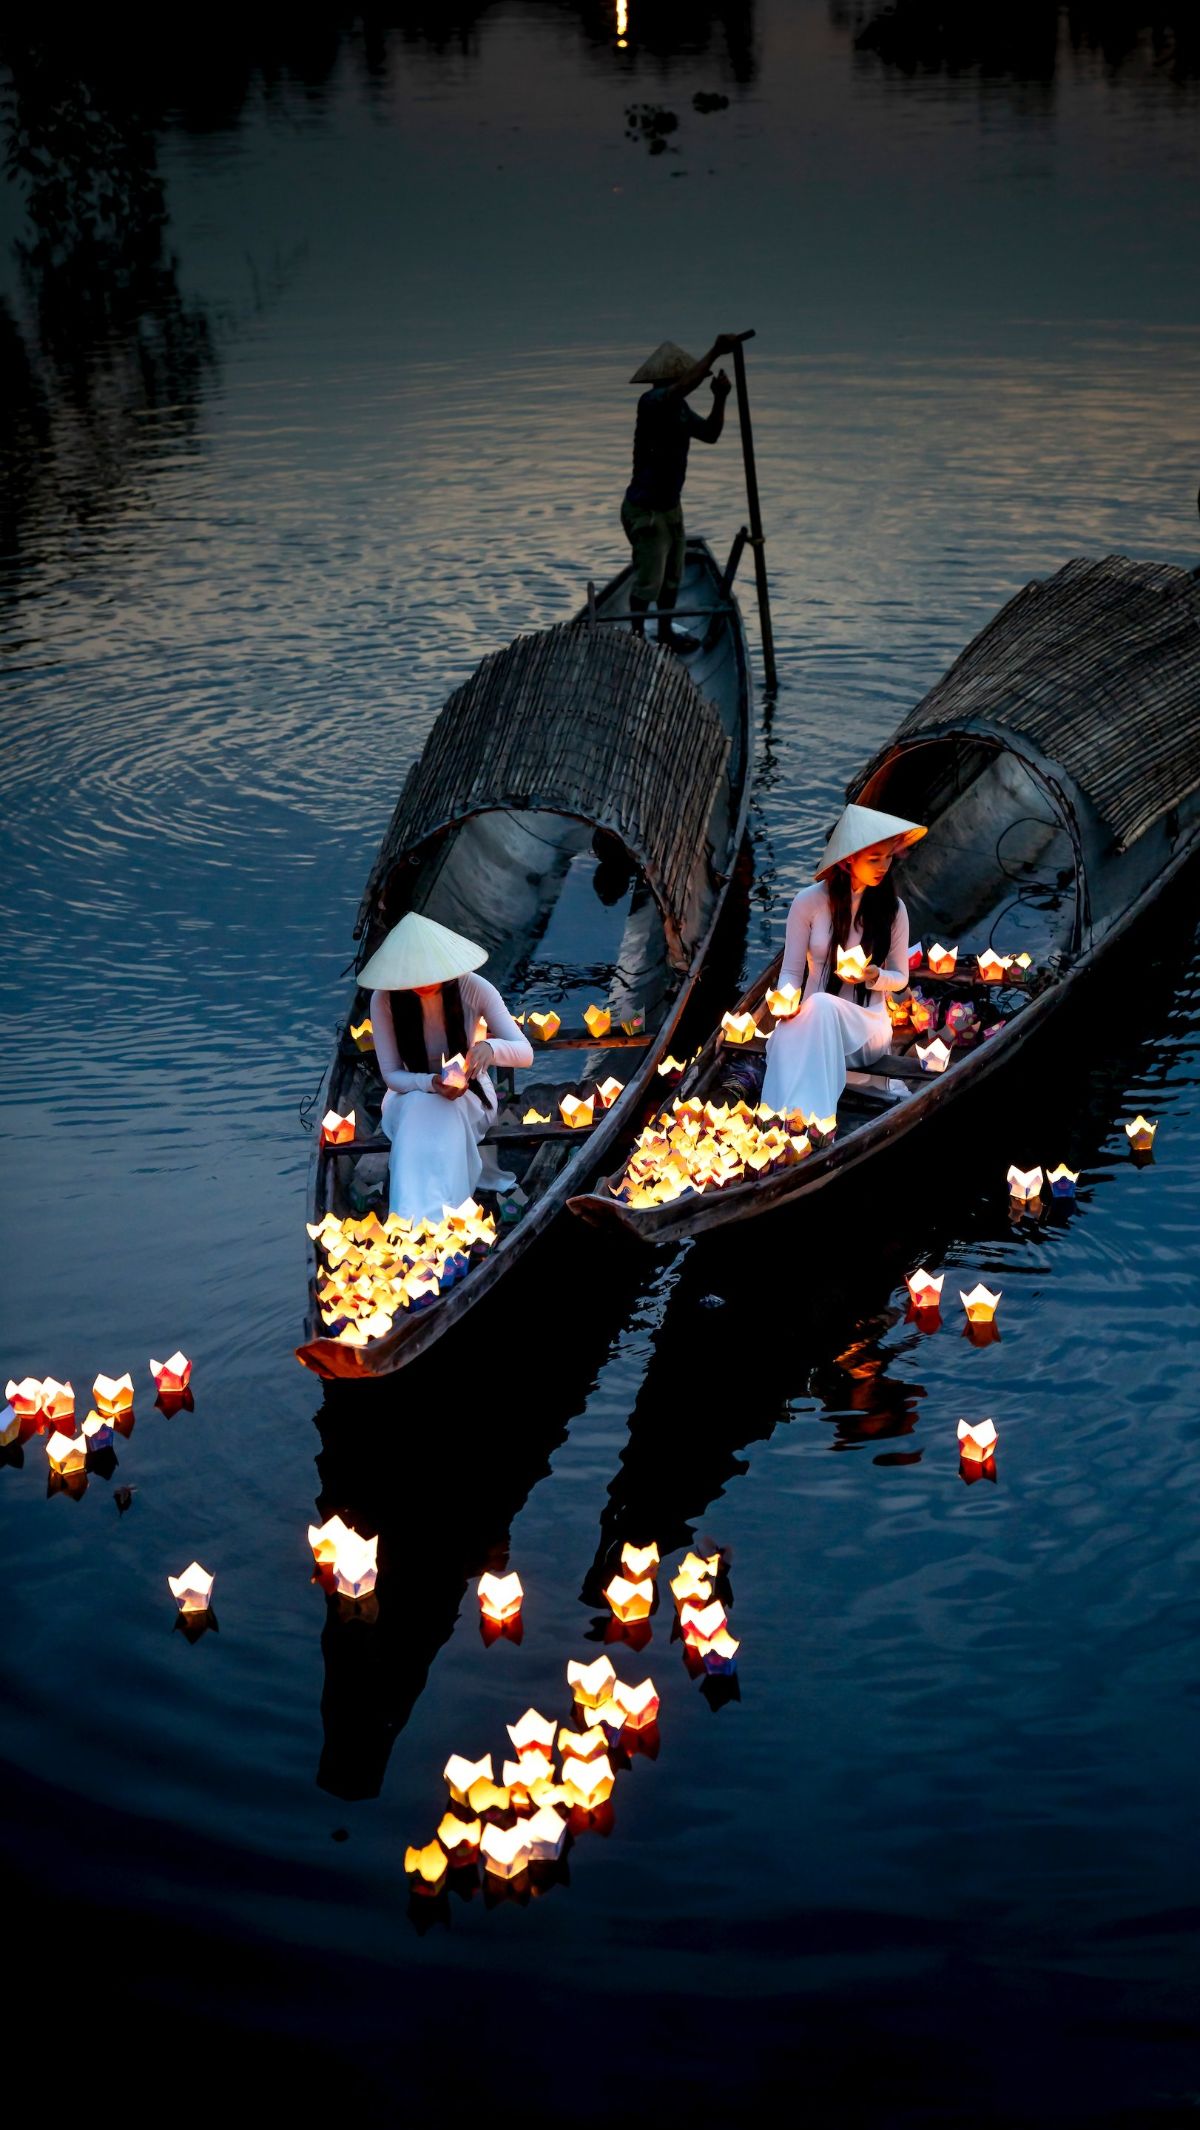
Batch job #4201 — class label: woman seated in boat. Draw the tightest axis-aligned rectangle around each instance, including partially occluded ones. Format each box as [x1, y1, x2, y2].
[357, 911, 533, 1223]
[760, 804, 926, 1126]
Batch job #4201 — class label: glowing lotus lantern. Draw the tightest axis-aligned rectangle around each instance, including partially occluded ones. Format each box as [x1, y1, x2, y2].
[6, 1377, 44, 1420]
[557, 1723, 608, 1763]
[885, 993, 911, 1027]
[507, 1708, 556, 1759]
[959, 1283, 1002, 1324]
[437, 1813, 482, 1866]
[943, 999, 978, 1039]
[766, 982, 803, 1019]
[502, 1751, 554, 1790]
[480, 1822, 531, 1880]
[1047, 1163, 1079, 1198]
[81, 1410, 114, 1450]
[41, 1381, 76, 1421]
[45, 1430, 87, 1475]
[167, 1561, 215, 1614]
[620, 1540, 659, 1579]
[528, 1011, 561, 1042]
[680, 1598, 728, 1646]
[307, 1513, 352, 1564]
[595, 1076, 624, 1110]
[319, 1108, 356, 1146]
[149, 1352, 192, 1395]
[909, 996, 934, 1033]
[612, 1677, 659, 1729]
[908, 942, 924, 971]
[477, 1570, 523, 1623]
[719, 1011, 758, 1045]
[467, 1776, 511, 1816]
[807, 1113, 837, 1142]
[1124, 1115, 1157, 1150]
[404, 1839, 448, 1893]
[976, 951, 1011, 982]
[583, 1003, 612, 1038]
[695, 1626, 740, 1674]
[915, 1037, 952, 1074]
[602, 1573, 654, 1624]
[905, 1268, 944, 1310]
[561, 1751, 615, 1810]
[926, 943, 958, 976]
[559, 1094, 595, 1130]
[657, 1055, 687, 1078]
[439, 1053, 470, 1092]
[669, 1560, 713, 1607]
[444, 1754, 493, 1805]
[525, 1803, 569, 1863]
[957, 1417, 998, 1465]
[620, 1009, 646, 1036]
[350, 1019, 375, 1053]
[835, 945, 869, 986]
[1006, 952, 1033, 982]
[332, 1529, 378, 1600]
[92, 1372, 134, 1418]
[567, 1654, 616, 1708]
[522, 1107, 551, 1125]
[1006, 1165, 1044, 1202]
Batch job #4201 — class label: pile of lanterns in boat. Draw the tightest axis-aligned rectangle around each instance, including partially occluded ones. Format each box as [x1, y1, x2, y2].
[614, 1095, 821, 1210]
[4, 1356, 192, 1480]
[307, 1200, 498, 1344]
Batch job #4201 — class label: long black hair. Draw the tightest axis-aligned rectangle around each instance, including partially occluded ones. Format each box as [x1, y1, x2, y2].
[823, 862, 900, 1000]
[387, 980, 468, 1072]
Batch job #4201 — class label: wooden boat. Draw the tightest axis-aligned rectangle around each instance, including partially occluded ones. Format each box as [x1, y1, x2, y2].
[570, 554, 1200, 1241]
[297, 535, 754, 1378]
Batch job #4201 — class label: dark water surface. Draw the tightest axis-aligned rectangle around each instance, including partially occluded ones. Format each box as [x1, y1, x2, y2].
[3, 7, 1199, 2122]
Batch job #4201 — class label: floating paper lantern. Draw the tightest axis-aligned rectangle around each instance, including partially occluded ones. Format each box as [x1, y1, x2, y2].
[976, 951, 1011, 982]
[502, 1752, 553, 1790]
[444, 1754, 493, 1805]
[719, 1011, 757, 1045]
[602, 1573, 653, 1624]
[561, 1752, 615, 1810]
[528, 1011, 561, 1042]
[927, 943, 958, 976]
[915, 1037, 952, 1074]
[307, 1513, 352, 1564]
[835, 945, 869, 986]
[439, 1053, 470, 1093]
[583, 1004, 612, 1038]
[507, 1708, 556, 1759]
[6, 1376, 44, 1420]
[467, 1777, 511, 1817]
[81, 1410, 114, 1450]
[765, 983, 803, 1019]
[522, 1107, 551, 1125]
[92, 1372, 134, 1417]
[524, 1804, 569, 1863]
[695, 1626, 740, 1674]
[612, 1677, 659, 1729]
[480, 1822, 531, 1881]
[559, 1094, 595, 1130]
[590, 1695, 631, 1735]
[657, 1055, 687, 1078]
[905, 1268, 944, 1309]
[669, 1562, 712, 1608]
[1006, 1165, 1044, 1202]
[332, 1530, 378, 1600]
[350, 1018, 374, 1051]
[149, 1352, 192, 1395]
[478, 1570, 523, 1622]
[567, 1654, 616, 1707]
[595, 1076, 624, 1110]
[1124, 1115, 1157, 1150]
[959, 1283, 1002, 1324]
[620, 1540, 659, 1579]
[680, 1598, 728, 1646]
[557, 1723, 608, 1763]
[1047, 1164, 1079, 1198]
[404, 1839, 448, 1893]
[436, 1813, 482, 1866]
[957, 1417, 998, 1464]
[45, 1429, 86, 1475]
[167, 1561, 215, 1614]
[319, 1108, 356, 1146]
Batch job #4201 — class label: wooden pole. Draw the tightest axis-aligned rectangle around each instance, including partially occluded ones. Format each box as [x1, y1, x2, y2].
[730, 332, 777, 692]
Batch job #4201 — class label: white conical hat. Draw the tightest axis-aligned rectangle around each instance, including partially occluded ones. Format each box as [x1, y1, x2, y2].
[629, 340, 697, 384]
[357, 911, 487, 990]
[814, 804, 927, 880]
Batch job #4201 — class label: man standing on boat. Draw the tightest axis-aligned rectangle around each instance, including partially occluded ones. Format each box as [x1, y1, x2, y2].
[623, 333, 740, 654]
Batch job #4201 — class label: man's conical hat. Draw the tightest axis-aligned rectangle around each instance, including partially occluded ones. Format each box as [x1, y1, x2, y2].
[358, 910, 487, 990]
[629, 341, 697, 384]
[814, 804, 927, 880]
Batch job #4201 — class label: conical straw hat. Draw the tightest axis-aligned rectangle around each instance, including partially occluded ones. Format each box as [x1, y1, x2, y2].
[814, 804, 927, 880]
[358, 911, 487, 990]
[629, 341, 697, 385]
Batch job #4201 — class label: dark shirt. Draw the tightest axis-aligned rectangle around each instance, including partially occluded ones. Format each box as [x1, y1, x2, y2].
[625, 386, 721, 511]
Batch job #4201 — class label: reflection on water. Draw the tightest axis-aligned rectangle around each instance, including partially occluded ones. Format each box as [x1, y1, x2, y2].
[2, 0, 1200, 2116]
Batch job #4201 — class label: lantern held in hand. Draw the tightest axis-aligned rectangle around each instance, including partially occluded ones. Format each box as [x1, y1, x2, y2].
[765, 983, 803, 1020]
[835, 945, 869, 986]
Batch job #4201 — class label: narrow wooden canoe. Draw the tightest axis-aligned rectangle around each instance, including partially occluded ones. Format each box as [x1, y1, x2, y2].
[570, 554, 1200, 1242]
[297, 536, 754, 1378]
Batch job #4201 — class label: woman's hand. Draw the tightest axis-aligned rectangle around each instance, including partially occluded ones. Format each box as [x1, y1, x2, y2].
[430, 1073, 466, 1100]
[863, 963, 881, 988]
[464, 1039, 495, 1080]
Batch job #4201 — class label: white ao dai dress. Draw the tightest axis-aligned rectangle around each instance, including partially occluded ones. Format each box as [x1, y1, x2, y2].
[760, 882, 910, 1123]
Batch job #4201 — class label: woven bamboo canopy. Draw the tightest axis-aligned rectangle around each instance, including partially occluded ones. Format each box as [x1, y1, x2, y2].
[355, 623, 732, 968]
[857, 556, 1200, 851]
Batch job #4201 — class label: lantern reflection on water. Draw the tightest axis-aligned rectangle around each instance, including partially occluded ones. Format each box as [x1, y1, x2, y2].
[905, 1268, 944, 1309]
[602, 1572, 653, 1623]
[528, 1011, 561, 1042]
[167, 1561, 215, 1613]
[149, 1352, 192, 1394]
[583, 1004, 612, 1038]
[960, 1283, 1002, 1324]
[478, 1570, 523, 1622]
[620, 1540, 659, 1579]
[319, 1108, 356, 1147]
[957, 1417, 998, 1464]
[1007, 1165, 1044, 1202]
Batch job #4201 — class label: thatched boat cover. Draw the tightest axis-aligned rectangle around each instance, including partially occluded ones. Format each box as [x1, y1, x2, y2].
[861, 556, 1200, 850]
[356, 624, 732, 967]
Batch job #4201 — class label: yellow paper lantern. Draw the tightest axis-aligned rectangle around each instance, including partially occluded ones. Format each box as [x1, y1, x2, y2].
[319, 1108, 357, 1146]
[926, 943, 958, 976]
[561, 1752, 615, 1810]
[765, 982, 803, 1019]
[436, 1813, 482, 1864]
[522, 1107, 551, 1126]
[976, 951, 1011, 982]
[559, 1093, 595, 1130]
[602, 1573, 654, 1623]
[905, 1268, 944, 1309]
[612, 1677, 659, 1729]
[528, 1011, 561, 1043]
[92, 1372, 134, 1417]
[583, 1004, 612, 1038]
[1124, 1115, 1157, 1150]
[595, 1076, 624, 1110]
[444, 1753, 493, 1805]
[567, 1654, 616, 1707]
[480, 1822, 531, 1880]
[959, 1283, 1002, 1324]
[45, 1429, 87, 1475]
[477, 1570, 523, 1622]
[350, 1018, 374, 1051]
[719, 1011, 758, 1045]
[620, 1540, 659, 1579]
[404, 1839, 448, 1891]
[957, 1417, 998, 1464]
[835, 945, 868, 985]
[40, 1378, 75, 1424]
[507, 1708, 556, 1758]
